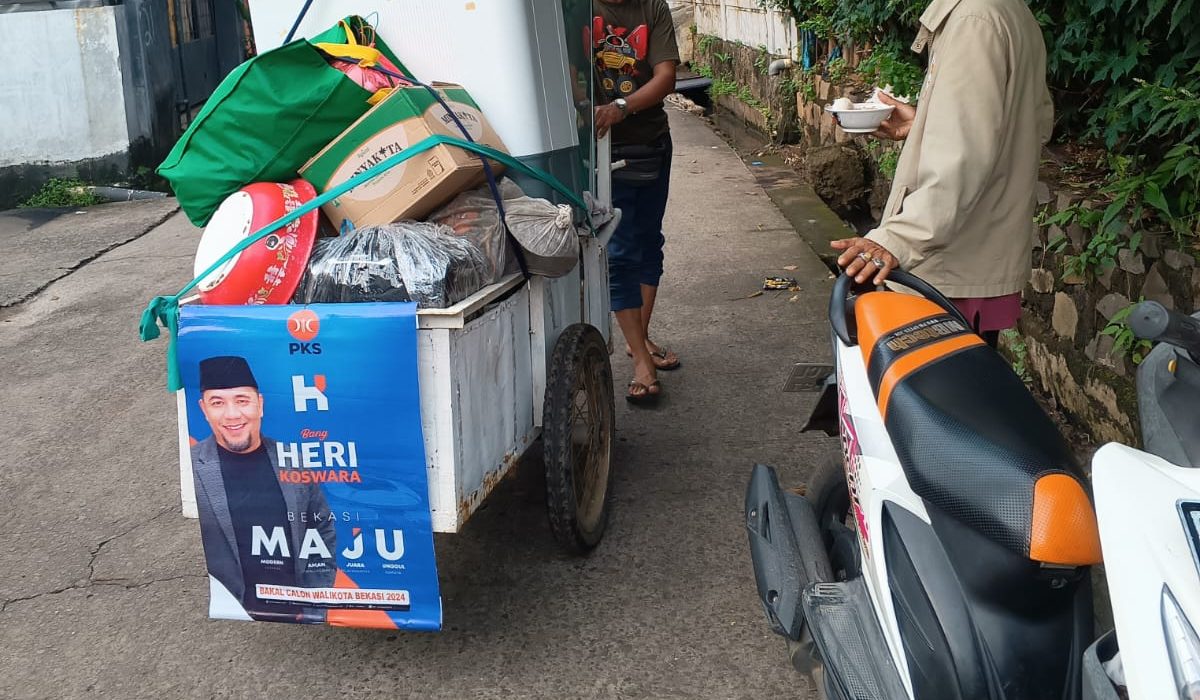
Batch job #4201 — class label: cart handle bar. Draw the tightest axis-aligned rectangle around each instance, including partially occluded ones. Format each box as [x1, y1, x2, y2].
[139, 134, 588, 392]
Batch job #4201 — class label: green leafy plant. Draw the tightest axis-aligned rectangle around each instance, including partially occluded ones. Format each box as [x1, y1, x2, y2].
[826, 57, 850, 84]
[878, 149, 900, 179]
[1000, 329, 1034, 384]
[734, 84, 774, 123]
[1102, 302, 1155, 365]
[1102, 143, 1200, 246]
[857, 41, 924, 100]
[1042, 199, 1145, 281]
[791, 70, 817, 103]
[760, 0, 928, 41]
[1035, 2, 1200, 145]
[19, 178, 102, 208]
[781, 73, 804, 98]
[714, 51, 733, 65]
[754, 44, 771, 75]
[697, 33, 718, 55]
[1041, 194, 1152, 282]
[710, 76, 738, 99]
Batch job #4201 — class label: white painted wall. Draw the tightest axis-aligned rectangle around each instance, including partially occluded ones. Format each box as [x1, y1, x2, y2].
[0, 7, 130, 167]
[692, 0, 797, 57]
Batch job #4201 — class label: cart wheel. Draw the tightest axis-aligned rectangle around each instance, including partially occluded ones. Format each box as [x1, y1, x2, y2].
[543, 323, 615, 555]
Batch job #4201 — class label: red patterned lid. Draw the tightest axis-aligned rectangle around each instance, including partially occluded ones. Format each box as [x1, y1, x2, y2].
[194, 179, 319, 305]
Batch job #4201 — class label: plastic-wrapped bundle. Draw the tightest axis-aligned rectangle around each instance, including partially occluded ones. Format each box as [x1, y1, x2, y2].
[504, 193, 579, 278]
[428, 181, 521, 283]
[430, 179, 580, 279]
[294, 221, 489, 308]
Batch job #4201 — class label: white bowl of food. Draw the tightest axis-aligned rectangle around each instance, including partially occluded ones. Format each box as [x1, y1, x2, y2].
[824, 97, 894, 133]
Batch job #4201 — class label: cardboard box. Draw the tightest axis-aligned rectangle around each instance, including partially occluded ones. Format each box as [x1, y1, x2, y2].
[301, 83, 507, 231]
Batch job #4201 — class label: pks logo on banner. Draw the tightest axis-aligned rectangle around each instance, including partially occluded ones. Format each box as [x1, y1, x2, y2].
[288, 309, 322, 354]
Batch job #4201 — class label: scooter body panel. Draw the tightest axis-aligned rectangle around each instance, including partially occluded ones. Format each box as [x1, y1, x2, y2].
[835, 335, 925, 697]
[1093, 442, 1200, 699]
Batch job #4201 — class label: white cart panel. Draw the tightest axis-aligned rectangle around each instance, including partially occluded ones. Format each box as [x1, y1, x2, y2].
[418, 281, 535, 533]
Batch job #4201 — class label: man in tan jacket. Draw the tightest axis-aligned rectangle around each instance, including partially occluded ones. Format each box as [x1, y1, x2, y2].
[834, 0, 1054, 344]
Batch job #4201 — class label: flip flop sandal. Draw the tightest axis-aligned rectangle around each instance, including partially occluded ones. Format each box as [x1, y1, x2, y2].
[625, 348, 682, 371]
[649, 349, 681, 371]
[625, 380, 662, 406]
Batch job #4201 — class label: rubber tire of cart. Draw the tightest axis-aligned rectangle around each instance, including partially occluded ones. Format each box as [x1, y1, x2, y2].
[543, 323, 616, 555]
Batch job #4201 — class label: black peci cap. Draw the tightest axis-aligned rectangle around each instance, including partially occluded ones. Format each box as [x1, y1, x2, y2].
[199, 355, 258, 392]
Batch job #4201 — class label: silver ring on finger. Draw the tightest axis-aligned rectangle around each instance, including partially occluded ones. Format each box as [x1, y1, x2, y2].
[856, 252, 871, 263]
[872, 257, 886, 267]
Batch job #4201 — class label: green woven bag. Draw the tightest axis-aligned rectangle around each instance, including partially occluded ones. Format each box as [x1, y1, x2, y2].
[158, 16, 409, 226]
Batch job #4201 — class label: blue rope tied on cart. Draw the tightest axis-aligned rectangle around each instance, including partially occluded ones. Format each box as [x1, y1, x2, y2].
[283, 0, 315, 43]
[140, 135, 586, 392]
[429, 92, 532, 279]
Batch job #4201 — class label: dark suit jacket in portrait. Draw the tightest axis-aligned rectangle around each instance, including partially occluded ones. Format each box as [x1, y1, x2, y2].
[191, 436, 337, 617]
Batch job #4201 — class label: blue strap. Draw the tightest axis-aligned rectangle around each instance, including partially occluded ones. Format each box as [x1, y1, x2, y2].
[327, 62, 525, 244]
[284, 0, 315, 43]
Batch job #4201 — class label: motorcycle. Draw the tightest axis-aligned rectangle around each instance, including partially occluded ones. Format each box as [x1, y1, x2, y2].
[746, 270, 1101, 699]
[1083, 300, 1200, 700]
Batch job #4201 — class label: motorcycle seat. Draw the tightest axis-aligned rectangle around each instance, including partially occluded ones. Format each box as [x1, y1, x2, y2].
[853, 291, 1101, 566]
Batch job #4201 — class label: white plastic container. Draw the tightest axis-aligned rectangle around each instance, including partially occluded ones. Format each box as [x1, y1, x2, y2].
[824, 103, 895, 133]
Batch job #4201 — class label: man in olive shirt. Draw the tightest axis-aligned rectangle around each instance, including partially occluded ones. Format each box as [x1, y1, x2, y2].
[593, 0, 680, 404]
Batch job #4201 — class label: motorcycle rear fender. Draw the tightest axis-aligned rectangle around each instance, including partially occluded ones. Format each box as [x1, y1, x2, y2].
[745, 464, 834, 640]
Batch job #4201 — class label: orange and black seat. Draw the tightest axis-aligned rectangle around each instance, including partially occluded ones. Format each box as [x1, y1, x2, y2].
[854, 291, 1101, 567]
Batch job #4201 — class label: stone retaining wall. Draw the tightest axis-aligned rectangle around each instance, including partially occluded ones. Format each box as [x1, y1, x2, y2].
[1020, 189, 1197, 444]
[692, 35, 800, 143]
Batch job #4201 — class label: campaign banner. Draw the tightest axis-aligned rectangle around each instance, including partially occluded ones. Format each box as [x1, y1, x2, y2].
[177, 303, 441, 630]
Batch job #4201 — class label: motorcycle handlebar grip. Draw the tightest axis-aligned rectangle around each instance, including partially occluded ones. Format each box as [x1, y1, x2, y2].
[1129, 301, 1200, 358]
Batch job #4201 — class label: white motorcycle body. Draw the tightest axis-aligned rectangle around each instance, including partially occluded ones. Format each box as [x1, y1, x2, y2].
[1090, 444, 1200, 699]
[1083, 305, 1200, 700]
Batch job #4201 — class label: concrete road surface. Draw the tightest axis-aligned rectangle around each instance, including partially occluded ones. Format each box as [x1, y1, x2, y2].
[0, 198, 179, 308]
[0, 109, 836, 699]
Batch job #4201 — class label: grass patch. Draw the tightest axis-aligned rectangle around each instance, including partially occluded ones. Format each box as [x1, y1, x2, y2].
[19, 178, 102, 208]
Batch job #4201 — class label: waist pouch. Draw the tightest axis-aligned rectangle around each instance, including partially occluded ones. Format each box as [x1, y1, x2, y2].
[612, 137, 671, 183]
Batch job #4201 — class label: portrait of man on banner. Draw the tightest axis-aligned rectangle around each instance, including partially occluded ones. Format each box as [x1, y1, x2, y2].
[190, 355, 337, 623]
